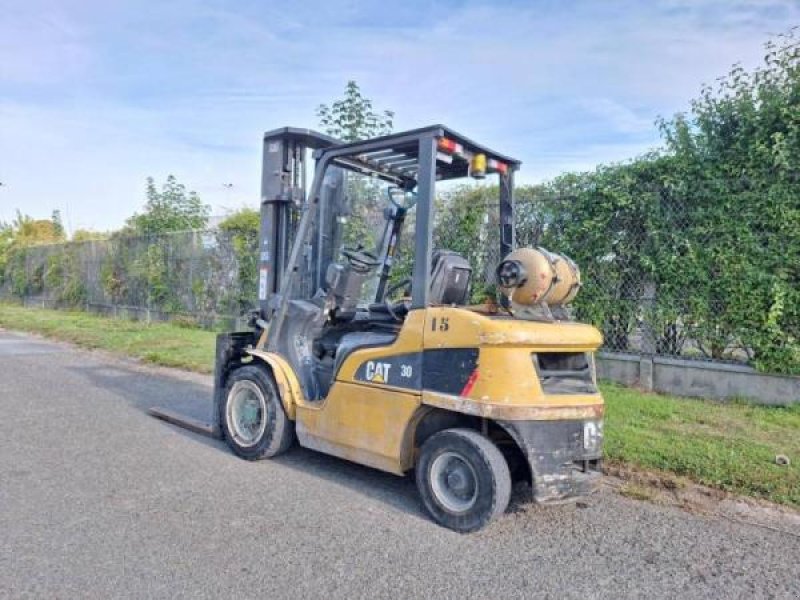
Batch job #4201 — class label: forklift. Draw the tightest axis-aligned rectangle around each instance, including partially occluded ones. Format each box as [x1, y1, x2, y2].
[153, 125, 604, 532]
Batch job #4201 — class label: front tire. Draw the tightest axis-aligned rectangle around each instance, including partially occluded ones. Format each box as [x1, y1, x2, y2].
[416, 428, 511, 533]
[220, 365, 294, 460]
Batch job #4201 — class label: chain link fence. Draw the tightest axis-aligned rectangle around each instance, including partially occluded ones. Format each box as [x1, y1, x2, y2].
[434, 185, 793, 370]
[1, 186, 793, 371]
[0, 228, 256, 330]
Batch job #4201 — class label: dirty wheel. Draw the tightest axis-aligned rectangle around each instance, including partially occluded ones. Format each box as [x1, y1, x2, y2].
[221, 365, 294, 460]
[416, 428, 511, 533]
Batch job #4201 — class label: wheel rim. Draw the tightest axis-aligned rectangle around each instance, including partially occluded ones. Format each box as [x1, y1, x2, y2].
[226, 380, 268, 447]
[430, 451, 479, 513]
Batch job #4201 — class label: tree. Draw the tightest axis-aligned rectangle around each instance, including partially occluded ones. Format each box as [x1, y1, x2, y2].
[654, 29, 800, 371]
[434, 185, 498, 302]
[217, 208, 260, 314]
[218, 207, 259, 236]
[316, 81, 394, 142]
[317, 81, 397, 270]
[10, 210, 64, 245]
[51, 210, 65, 239]
[0, 210, 68, 295]
[126, 175, 210, 235]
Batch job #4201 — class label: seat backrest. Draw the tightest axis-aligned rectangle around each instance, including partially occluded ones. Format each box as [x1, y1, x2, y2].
[429, 251, 472, 305]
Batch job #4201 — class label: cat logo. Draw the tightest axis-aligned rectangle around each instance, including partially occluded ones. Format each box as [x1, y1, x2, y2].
[365, 361, 392, 384]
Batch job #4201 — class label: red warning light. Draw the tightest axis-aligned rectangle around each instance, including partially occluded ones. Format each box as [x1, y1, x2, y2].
[437, 138, 458, 153]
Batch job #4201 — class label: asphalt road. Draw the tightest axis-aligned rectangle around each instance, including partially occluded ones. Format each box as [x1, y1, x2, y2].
[1, 329, 799, 599]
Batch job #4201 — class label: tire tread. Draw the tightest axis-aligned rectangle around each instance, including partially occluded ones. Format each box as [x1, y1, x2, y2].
[416, 427, 511, 532]
[221, 364, 295, 460]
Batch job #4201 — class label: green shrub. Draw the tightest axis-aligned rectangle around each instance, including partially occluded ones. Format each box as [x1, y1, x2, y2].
[218, 209, 259, 315]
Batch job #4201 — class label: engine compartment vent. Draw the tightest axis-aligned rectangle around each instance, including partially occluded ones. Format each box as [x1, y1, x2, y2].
[533, 352, 597, 394]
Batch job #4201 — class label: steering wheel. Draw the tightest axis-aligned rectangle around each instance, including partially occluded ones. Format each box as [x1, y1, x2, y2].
[387, 187, 418, 210]
[341, 246, 381, 272]
[384, 278, 412, 321]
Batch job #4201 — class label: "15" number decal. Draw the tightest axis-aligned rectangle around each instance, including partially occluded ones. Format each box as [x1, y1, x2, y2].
[430, 317, 449, 332]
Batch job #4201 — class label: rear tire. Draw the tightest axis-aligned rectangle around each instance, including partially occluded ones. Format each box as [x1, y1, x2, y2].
[220, 365, 294, 460]
[416, 428, 511, 533]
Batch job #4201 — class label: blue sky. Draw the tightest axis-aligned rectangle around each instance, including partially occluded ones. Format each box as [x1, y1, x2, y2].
[1, 0, 797, 232]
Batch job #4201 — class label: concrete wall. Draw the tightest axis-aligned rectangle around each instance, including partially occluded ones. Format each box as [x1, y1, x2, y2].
[597, 352, 800, 406]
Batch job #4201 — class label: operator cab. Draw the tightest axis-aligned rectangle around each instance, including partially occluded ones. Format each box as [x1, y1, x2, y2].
[256, 125, 519, 401]
[326, 233, 473, 324]
[312, 196, 474, 398]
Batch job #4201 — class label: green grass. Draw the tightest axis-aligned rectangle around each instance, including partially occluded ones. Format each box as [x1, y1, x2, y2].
[0, 303, 215, 373]
[1, 303, 798, 508]
[603, 382, 800, 507]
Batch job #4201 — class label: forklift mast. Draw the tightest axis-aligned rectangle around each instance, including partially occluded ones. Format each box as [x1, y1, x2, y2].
[258, 128, 338, 320]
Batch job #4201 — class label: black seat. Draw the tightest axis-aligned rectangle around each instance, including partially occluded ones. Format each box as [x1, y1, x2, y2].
[429, 251, 472, 305]
[366, 250, 471, 320]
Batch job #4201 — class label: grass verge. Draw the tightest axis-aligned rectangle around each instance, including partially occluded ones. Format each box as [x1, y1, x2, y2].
[603, 382, 799, 508]
[0, 303, 215, 373]
[1, 303, 797, 508]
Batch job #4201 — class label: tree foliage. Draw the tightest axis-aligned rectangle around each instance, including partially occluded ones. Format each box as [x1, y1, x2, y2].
[316, 81, 394, 142]
[0, 222, 13, 285]
[8, 210, 65, 246]
[317, 81, 397, 294]
[0, 210, 71, 298]
[652, 30, 800, 372]
[51, 210, 65, 239]
[217, 208, 260, 314]
[72, 229, 109, 242]
[0, 211, 63, 287]
[126, 175, 210, 235]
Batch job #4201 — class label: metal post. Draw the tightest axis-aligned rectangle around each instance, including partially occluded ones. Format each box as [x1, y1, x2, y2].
[498, 170, 515, 309]
[411, 135, 437, 310]
[499, 169, 515, 259]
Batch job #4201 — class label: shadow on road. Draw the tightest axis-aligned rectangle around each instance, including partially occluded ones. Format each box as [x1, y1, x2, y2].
[274, 447, 423, 518]
[74, 362, 426, 519]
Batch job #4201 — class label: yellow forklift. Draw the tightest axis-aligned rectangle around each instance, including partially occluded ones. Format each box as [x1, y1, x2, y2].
[157, 125, 604, 532]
